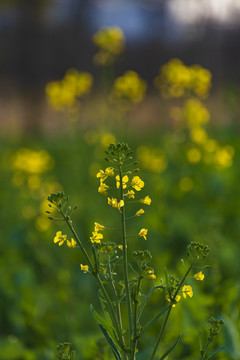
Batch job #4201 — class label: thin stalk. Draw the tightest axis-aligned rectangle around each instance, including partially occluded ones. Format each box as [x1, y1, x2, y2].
[61, 211, 125, 350]
[130, 276, 142, 360]
[118, 163, 133, 345]
[150, 257, 198, 360]
[200, 340, 211, 360]
[108, 258, 124, 338]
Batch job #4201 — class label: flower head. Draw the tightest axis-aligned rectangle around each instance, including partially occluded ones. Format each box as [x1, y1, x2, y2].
[97, 167, 114, 181]
[80, 264, 89, 273]
[94, 222, 105, 232]
[138, 228, 148, 240]
[140, 195, 151, 205]
[125, 190, 135, 199]
[147, 270, 156, 280]
[108, 197, 124, 210]
[131, 176, 144, 191]
[116, 174, 129, 189]
[136, 209, 144, 217]
[98, 180, 109, 195]
[67, 238, 77, 248]
[182, 285, 193, 298]
[194, 271, 204, 281]
[90, 231, 103, 244]
[54, 231, 67, 246]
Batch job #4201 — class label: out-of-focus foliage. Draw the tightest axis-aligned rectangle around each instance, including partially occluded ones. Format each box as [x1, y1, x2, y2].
[1, 27, 240, 359]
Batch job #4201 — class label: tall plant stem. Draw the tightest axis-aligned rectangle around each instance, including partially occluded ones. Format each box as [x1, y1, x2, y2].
[130, 276, 141, 360]
[150, 257, 198, 360]
[61, 211, 125, 350]
[200, 340, 210, 360]
[118, 164, 133, 346]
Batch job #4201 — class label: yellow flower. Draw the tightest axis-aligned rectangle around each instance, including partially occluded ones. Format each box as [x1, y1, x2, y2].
[125, 190, 135, 198]
[140, 195, 151, 205]
[147, 270, 156, 280]
[94, 222, 105, 232]
[54, 231, 67, 246]
[98, 180, 109, 195]
[116, 175, 129, 189]
[194, 271, 204, 281]
[131, 176, 144, 191]
[182, 285, 193, 298]
[136, 209, 144, 217]
[80, 264, 89, 273]
[138, 228, 148, 240]
[96, 167, 114, 181]
[67, 238, 77, 248]
[90, 231, 103, 244]
[108, 198, 124, 210]
[166, 295, 181, 307]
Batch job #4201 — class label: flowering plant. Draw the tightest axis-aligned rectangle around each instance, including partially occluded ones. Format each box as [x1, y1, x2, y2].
[47, 143, 223, 360]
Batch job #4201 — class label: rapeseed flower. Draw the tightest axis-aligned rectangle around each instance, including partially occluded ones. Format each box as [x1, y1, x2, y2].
[116, 175, 129, 189]
[80, 264, 89, 273]
[125, 190, 135, 198]
[54, 231, 67, 246]
[98, 181, 109, 195]
[131, 176, 144, 191]
[140, 196, 151, 205]
[108, 198, 124, 210]
[182, 285, 193, 298]
[138, 228, 148, 240]
[147, 270, 156, 280]
[97, 167, 114, 181]
[90, 231, 103, 244]
[67, 238, 77, 248]
[94, 222, 105, 232]
[136, 209, 144, 217]
[194, 271, 204, 280]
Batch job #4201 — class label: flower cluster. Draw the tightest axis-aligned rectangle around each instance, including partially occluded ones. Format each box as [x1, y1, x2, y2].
[92, 27, 125, 66]
[90, 222, 105, 244]
[110, 70, 147, 104]
[154, 58, 211, 99]
[54, 231, 77, 248]
[45, 69, 93, 111]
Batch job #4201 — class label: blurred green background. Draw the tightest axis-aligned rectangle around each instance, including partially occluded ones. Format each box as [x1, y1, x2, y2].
[1, 1, 240, 359]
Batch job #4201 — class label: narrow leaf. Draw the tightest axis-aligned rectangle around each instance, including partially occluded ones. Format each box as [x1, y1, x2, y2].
[159, 333, 181, 360]
[98, 324, 122, 360]
[206, 347, 225, 359]
[138, 285, 164, 321]
[141, 305, 170, 334]
[90, 304, 117, 345]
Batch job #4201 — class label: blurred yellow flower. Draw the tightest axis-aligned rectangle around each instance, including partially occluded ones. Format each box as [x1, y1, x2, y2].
[179, 177, 194, 192]
[67, 238, 77, 248]
[136, 209, 144, 217]
[80, 264, 89, 273]
[12, 148, 54, 175]
[147, 270, 156, 279]
[138, 228, 148, 240]
[125, 190, 135, 198]
[190, 127, 208, 145]
[140, 196, 151, 205]
[182, 285, 193, 298]
[187, 148, 201, 163]
[183, 98, 210, 128]
[94, 222, 105, 232]
[98, 180, 109, 195]
[214, 146, 234, 168]
[137, 146, 167, 173]
[54, 231, 67, 246]
[110, 70, 147, 104]
[194, 271, 204, 280]
[93, 27, 125, 66]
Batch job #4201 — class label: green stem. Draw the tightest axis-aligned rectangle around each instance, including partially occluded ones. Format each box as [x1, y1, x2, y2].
[200, 340, 211, 360]
[130, 276, 142, 360]
[61, 211, 125, 351]
[118, 163, 133, 346]
[150, 257, 198, 360]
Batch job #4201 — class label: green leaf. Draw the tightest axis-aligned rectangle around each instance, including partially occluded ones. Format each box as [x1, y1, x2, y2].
[159, 333, 181, 360]
[199, 330, 203, 353]
[141, 305, 170, 334]
[98, 324, 122, 360]
[90, 304, 117, 344]
[138, 285, 164, 321]
[206, 347, 225, 359]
